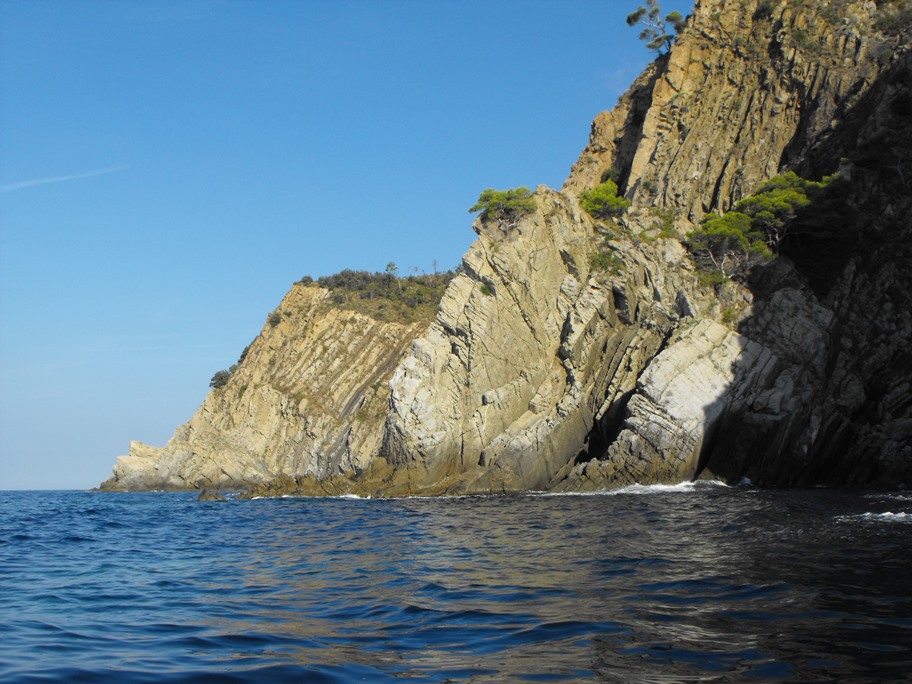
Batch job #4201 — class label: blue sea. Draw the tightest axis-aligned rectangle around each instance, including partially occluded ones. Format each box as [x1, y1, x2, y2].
[1, 484, 910, 683]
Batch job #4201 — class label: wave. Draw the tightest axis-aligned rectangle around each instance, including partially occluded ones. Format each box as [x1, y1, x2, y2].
[837, 511, 912, 523]
[536, 480, 730, 497]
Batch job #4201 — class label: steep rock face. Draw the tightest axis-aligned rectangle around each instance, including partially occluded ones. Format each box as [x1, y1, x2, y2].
[103, 0, 912, 494]
[566, 0, 894, 220]
[379, 0, 911, 492]
[102, 285, 426, 491]
[380, 191, 713, 493]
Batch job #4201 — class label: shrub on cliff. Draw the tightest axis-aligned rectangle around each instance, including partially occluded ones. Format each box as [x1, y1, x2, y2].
[469, 187, 536, 228]
[874, 0, 912, 36]
[686, 212, 772, 280]
[209, 364, 237, 390]
[734, 171, 832, 249]
[686, 171, 838, 281]
[579, 180, 631, 219]
[316, 268, 456, 323]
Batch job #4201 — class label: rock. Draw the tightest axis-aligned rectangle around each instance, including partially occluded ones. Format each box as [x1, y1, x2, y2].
[102, 0, 912, 494]
[101, 284, 429, 491]
[197, 490, 227, 502]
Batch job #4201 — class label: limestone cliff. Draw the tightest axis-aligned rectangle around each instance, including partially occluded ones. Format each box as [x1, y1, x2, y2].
[102, 0, 911, 494]
[105, 285, 426, 491]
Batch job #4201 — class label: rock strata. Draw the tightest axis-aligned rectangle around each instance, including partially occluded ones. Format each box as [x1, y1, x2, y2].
[102, 0, 912, 494]
[104, 285, 427, 491]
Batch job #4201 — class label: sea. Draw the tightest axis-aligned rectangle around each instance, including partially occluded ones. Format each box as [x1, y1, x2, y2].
[1, 483, 910, 683]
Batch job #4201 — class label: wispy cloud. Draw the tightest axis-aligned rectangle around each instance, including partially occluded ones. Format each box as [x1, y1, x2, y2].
[0, 165, 129, 193]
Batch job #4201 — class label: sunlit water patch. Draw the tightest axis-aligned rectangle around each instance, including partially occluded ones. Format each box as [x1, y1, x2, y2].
[1, 488, 910, 682]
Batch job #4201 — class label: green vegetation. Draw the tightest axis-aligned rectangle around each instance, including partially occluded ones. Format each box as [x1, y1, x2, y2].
[267, 311, 282, 327]
[469, 187, 536, 228]
[589, 240, 624, 275]
[733, 172, 834, 248]
[579, 180, 631, 219]
[626, 0, 687, 53]
[306, 268, 456, 323]
[686, 171, 838, 281]
[601, 166, 621, 184]
[209, 365, 237, 390]
[687, 211, 773, 280]
[650, 206, 678, 238]
[480, 283, 494, 297]
[721, 306, 739, 327]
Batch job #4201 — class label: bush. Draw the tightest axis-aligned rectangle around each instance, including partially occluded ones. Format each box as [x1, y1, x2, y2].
[686, 211, 772, 281]
[209, 366, 236, 390]
[753, 0, 776, 20]
[874, 1, 912, 35]
[589, 240, 624, 275]
[579, 180, 631, 219]
[469, 187, 536, 228]
[686, 170, 849, 285]
[733, 171, 833, 248]
[268, 312, 282, 327]
[316, 268, 456, 324]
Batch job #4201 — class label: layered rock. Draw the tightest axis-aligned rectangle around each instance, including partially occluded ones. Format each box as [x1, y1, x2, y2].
[102, 0, 912, 494]
[103, 285, 426, 490]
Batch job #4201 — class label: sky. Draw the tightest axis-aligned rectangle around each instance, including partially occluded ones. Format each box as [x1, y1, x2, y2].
[0, 0, 694, 490]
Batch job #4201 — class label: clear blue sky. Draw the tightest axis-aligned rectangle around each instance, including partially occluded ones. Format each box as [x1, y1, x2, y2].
[0, 0, 693, 490]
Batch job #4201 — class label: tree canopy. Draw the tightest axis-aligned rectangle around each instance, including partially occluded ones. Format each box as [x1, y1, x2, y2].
[685, 171, 838, 281]
[469, 187, 536, 228]
[686, 211, 772, 280]
[734, 172, 832, 249]
[627, 0, 687, 53]
[579, 180, 631, 219]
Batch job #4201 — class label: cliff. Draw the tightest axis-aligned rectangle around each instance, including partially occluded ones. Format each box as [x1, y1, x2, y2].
[102, 0, 912, 494]
[106, 285, 426, 491]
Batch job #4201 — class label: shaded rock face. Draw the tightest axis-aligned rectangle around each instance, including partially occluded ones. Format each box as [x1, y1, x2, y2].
[102, 0, 912, 494]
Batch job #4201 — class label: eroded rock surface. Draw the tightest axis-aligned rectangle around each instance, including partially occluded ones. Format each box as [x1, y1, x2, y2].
[102, 0, 912, 494]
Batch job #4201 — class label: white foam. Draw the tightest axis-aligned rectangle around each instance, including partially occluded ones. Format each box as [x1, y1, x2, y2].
[536, 480, 729, 497]
[862, 511, 912, 522]
[863, 493, 912, 502]
[837, 511, 912, 523]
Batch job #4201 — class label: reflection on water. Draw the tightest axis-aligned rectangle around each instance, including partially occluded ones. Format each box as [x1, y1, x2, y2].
[0, 486, 910, 682]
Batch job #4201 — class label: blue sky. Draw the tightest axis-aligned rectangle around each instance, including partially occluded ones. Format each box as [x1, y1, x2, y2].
[0, 0, 693, 490]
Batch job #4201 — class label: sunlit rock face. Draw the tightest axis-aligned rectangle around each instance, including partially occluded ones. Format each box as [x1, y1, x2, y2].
[103, 0, 912, 494]
[102, 284, 428, 491]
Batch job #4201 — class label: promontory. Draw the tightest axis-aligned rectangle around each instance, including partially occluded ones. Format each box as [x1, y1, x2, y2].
[102, 0, 912, 496]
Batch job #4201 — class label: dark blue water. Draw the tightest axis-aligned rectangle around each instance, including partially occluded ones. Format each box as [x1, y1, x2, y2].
[1, 484, 910, 683]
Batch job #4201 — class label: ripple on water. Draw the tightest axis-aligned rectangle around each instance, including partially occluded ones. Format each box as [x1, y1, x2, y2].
[1, 489, 911, 682]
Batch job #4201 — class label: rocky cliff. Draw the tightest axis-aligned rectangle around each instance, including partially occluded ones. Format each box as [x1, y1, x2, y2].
[102, 0, 912, 494]
[106, 285, 426, 491]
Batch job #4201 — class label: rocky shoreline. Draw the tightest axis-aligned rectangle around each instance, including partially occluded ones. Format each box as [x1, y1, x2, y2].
[102, 0, 912, 496]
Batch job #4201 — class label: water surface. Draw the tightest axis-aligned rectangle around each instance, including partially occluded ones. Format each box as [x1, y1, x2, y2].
[1, 484, 910, 682]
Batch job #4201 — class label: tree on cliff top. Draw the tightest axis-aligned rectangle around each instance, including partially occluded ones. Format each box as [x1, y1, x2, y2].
[469, 187, 536, 229]
[627, 0, 687, 53]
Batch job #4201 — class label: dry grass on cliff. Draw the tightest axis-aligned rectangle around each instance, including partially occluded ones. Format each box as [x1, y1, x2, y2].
[300, 269, 455, 324]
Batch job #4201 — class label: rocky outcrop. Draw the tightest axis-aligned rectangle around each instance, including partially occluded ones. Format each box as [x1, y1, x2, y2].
[103, 285, 427, 491]
[102, 0, 912, 494]
[377, 193, 714, 494]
